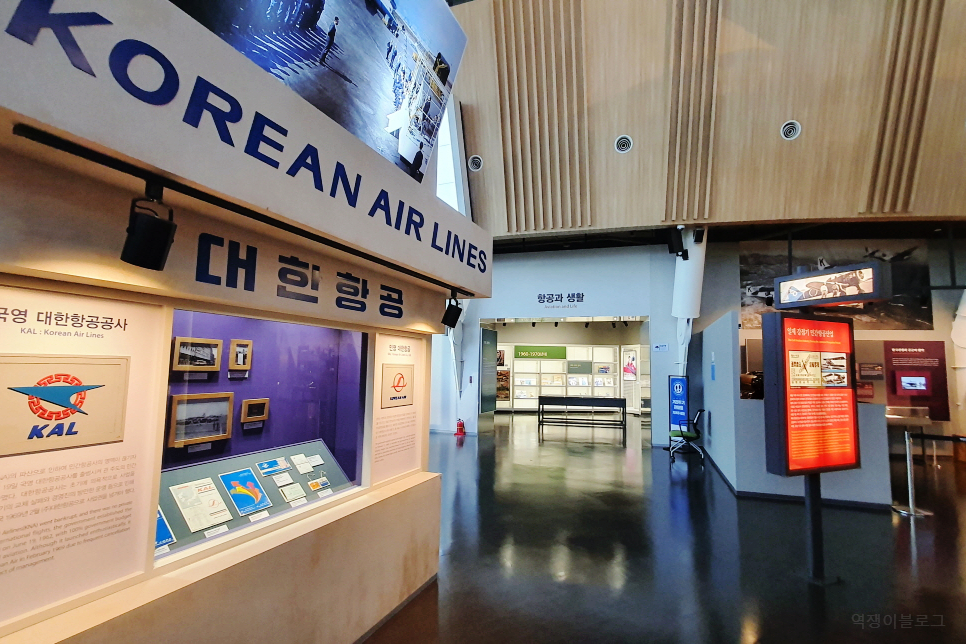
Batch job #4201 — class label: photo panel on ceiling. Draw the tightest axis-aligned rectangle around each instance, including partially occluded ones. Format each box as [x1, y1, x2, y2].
[168, 0, 466, 183]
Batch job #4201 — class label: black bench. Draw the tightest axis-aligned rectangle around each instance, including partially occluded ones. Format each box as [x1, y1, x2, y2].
[537, 396, 627, 447]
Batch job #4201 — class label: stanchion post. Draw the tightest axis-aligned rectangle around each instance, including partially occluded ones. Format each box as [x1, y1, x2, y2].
[893, 429, 933, 518]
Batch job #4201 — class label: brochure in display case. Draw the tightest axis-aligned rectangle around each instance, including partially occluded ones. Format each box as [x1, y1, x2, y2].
[219, 468, 273, 516]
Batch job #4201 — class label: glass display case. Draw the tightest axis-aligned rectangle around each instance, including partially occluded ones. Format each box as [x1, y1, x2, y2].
[156, 309, 365, 556]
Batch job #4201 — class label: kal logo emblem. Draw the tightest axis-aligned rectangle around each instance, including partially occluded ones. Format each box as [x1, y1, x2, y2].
[391, 373, 407, 392]
[8, 374, 103, 439]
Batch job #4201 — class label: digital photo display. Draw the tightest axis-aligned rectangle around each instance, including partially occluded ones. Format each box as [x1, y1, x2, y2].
[169, 0, 466, 182]
[774, 261, 891, 310]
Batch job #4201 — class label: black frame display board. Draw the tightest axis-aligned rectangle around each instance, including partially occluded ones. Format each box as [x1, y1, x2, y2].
[761, 312, 861, 477]
[761, 311, 861, 585]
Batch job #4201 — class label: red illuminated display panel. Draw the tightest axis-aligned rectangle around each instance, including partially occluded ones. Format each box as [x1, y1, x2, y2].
[782, 317, 859, 473]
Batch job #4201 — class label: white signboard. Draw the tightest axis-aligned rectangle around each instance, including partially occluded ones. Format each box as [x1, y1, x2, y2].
[0, 286, 165, 626]
[0, 181, 447, 334]
[0, 0, 491, 297]
[371, 334, 424, 483]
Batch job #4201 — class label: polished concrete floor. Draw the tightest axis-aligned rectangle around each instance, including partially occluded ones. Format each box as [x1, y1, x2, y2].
[368, 414, 966, 643]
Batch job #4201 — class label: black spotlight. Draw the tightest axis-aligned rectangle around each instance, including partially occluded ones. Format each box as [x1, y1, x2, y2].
[622, 321, 628, 327]
[531, 322, 536, 327]
[667, 226, 688, 260]
[441, 292, 463, 328]
[121, 181, 176, 271]
[612, 322, 617, 328]
[554, 322, 558, 327]
[584, 322, 590, 328]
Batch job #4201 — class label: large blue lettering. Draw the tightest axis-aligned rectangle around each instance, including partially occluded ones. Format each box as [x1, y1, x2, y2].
[109, 39, 179, 106]
[244, 112, 287, 169]
[27, 425, 46, 439]
[182, 77, 243, 146]
[196, 233, 224, 285]
[5, 0, 112, 76]
[405, 207, 423, 241]
[286, 144, 325, 192]
[226, 241, 257, 291]
[330, 162, 361, 208]
[368, 190, 392, 226]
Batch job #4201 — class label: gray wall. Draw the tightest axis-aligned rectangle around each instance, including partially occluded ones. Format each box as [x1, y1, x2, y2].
[445, 241, 745, 440]
[699, 310, 740, 486]
[734, 400, 892, 506]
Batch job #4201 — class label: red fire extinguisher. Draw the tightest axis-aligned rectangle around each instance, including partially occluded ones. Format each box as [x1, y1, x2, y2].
[455, 419, 466, 436]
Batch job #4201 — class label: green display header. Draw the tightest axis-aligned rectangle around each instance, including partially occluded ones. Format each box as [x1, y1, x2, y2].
[514, 345, 567, 359]
[567, 361, 593, 374]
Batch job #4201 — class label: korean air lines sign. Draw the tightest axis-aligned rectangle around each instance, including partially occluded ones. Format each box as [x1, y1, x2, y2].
[0, 0, 492, 297]
[0, 355, 129, 457]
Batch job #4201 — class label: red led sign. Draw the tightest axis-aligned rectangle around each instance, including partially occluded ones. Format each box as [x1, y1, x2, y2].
[781, 317, 859, 473]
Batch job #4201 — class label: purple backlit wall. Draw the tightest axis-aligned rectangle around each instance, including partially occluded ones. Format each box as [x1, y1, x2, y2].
[163, 310, 366, 481]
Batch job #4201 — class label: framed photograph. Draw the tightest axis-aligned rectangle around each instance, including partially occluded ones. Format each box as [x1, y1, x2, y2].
[241, 398, 270, 423]
[172, 337, 223, 372]
[168, 392, 234, 448]
[228, 339, 253, 371]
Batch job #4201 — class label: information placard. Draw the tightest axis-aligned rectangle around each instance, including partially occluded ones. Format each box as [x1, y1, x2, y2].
[762, 313, 860, 476]
[669, 376, 689, 431]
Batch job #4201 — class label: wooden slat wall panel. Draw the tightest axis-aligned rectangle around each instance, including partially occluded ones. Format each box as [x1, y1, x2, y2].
[864, 0, 944, 213]
[582, 0, 670, 230]
[490, 0, 590, 233]
[457, 0, 966, 239]
[710, 0, 889, 222]
[665, 0, 720, 222]
[910, 0, 966, 219]
[451, 0, 509, 235]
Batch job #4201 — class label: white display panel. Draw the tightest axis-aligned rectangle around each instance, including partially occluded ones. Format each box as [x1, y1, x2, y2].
[568, 346, 592, 361]
[540, 360, 566, 373]
[371, 334, 425, 484]
[0, 286, 165, 626]
[593, 346, 616, 362]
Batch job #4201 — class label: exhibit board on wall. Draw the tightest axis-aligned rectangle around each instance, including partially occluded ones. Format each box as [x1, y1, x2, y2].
[371, 334, 425, 483]
[883, 341, 950, 421]
[480, 329, 498, 413]
[0, 286, 166, 625]
[762, 313, 860, 476]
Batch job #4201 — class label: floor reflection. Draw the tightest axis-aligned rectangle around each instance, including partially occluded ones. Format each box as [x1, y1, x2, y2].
[370, 414, 966, 643]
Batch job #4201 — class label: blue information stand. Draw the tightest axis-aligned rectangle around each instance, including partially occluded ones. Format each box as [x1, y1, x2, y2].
[669, 376, 689, 430]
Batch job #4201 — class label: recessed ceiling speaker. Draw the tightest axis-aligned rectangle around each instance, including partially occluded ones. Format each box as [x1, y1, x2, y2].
[614, 135, 633, 153]
[468, 155, 483, 172]
[780, 120, 801, 141]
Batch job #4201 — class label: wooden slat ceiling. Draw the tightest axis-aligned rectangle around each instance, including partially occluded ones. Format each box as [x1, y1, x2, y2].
[452, 0, 966, 240]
